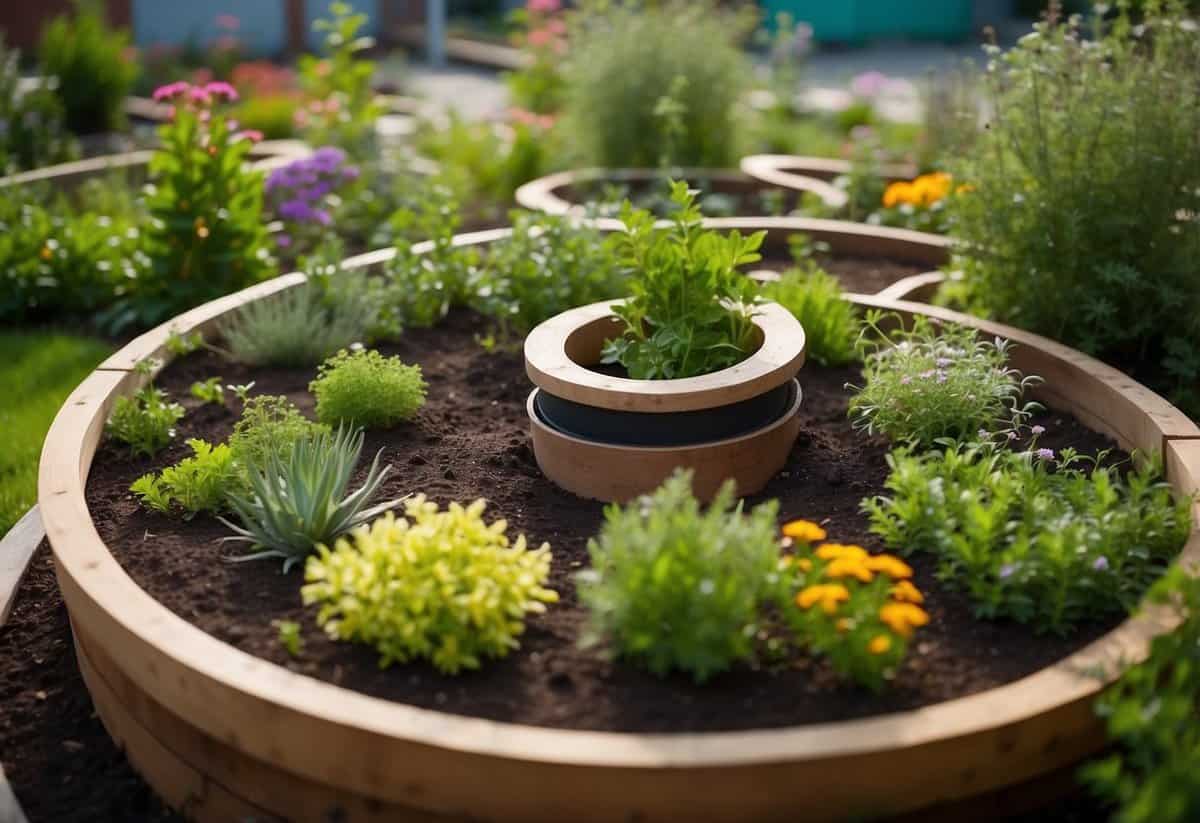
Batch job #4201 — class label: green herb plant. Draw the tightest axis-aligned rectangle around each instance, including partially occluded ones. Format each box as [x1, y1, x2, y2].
[130, 439, 236, 517]
[227, 395, 328, 471]
[274, 620, 305, 657]
[309, 349, 426, 429]
[0, 37, 75, 172]
[863, 443, 1191, 635]
[223, 427, 395, 571]
[848, 313, 1042, 447]
[576, 470, 781, 683]
[302, 496, 558, 673]
[219, 281, 366, 367]
[1083, 567, 1200, 823]
[106, 387, 184, 457]
[38, 0, 137, 134]
[602, 182, 765, 379]
[761, 261, 859, 367]
[189, 378, 225, 406]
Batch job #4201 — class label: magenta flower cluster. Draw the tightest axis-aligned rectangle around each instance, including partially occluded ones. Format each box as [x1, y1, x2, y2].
[265, 147, 360, 238]
[153, 80, 239, 105]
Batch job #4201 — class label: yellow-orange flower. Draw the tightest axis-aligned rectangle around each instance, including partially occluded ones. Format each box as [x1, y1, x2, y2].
[816, 543, 868, 561]
[890, 579, 925, 604]
[836, 617, 853, 634]
[825, 556, 874, 583]
[879, 602, 930, 638]
[868, 635, 893, 655]
[798, 557, 812, 572]
[882, 181, 913, 208]
[865, 554, 913, 580]
[782, 520, 827, 543]
[797, 583, 850, 615]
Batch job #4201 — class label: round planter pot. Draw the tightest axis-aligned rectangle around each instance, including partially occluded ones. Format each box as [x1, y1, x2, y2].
[514, 166, 847, 218]
[741, 153, 916, 188]
[37, 223, 1200, 822]
[524, 299, 806, 501]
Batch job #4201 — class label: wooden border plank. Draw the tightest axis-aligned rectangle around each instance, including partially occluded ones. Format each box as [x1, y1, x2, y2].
[0, 507, 44, 627]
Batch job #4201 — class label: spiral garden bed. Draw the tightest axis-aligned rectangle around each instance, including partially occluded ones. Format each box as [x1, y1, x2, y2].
[34, 218, 1200, 822]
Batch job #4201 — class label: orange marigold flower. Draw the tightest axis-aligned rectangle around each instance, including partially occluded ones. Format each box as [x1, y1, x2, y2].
[882, 181, 913, 208]
[816, 543, 868, 561]
[879, 602, 930, 638]
[865, 554, 913, 580]
[868, 635, 893, 655]
[797, 583, 850, 615]
[782, 520, 826, 543]
[825, 556, 874, 583]
[836, 617, 853, 634]
[797, 557, 813, 572]
[891, 580, 925, 604]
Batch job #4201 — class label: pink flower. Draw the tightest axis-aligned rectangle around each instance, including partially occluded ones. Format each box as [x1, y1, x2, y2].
[189, 86, 212, 104]
[528, 28, 555, 48]
[528, 0, 561, 11]
[152, 81, 191, 102]
[205, 81, 239, 102]
[236, 129, 264, 143]
[851, 70, 890, 99]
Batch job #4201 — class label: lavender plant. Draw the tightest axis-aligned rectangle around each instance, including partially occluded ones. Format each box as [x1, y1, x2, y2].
[265, 147, 360, 256]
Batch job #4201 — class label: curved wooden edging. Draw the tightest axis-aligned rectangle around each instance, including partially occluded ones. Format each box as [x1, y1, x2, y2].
[514, 166, 849, 216]
[38, 221, 1200, 822]
[740, 154, 916, 189]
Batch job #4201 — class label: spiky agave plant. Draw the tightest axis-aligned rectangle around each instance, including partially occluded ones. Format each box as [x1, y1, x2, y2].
[221, 426, 398, 571]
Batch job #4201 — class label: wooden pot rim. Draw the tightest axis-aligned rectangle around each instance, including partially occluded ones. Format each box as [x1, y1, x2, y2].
[36, 222, 1200, 814]
[740, 153, 917, 187]
[524, 299, 806, 413]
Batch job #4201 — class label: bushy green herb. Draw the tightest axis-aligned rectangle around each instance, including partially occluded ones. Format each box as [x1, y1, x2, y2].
[188, 377, 224, 405]
[563, 0, 752, 167]
[761, 262, 859, 367]
[219, 282, 366, 367]
[602, 182, 764, 379]
[226, 381, 255, 404]
[0, 37, 75, 173]
[863, 443, 1191, 635]
[577, 470, 780, 683]
[228, 395, 328, 471]
[106, 387, 184, 457]
[131, 82, 274, 331]
[130, 439, 236, 517]
[38, 0, 137, 134]
[847, 313, 1041, 447]
[309, 349, 426, 429]
[302, 496, 558, 673]
[1083, 567, 1200, 823]
[475, 211, 626, 336]
[947, 3, 1200, 417]
[776, 521, 928, 692]
[224, 426, 394, 571]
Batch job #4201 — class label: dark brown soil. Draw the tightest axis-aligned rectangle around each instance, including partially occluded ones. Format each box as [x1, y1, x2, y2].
[812, 255, 926, 295]
[79, 307, 1126, 735]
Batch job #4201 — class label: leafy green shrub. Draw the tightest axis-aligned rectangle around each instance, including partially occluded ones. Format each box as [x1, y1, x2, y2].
[128, 81, 274, 331]
[302, 496, 558, 673]
[0, 37, 75, 172]
[1083, 567, 1200, 823]
[777, 521, 928, 692]
[863, 443, 1191, 635]
[189, 378, 224, 405]
[224, 427, 393, 571]
[761, 262, 859, 367]
[309, 349, 426, 429]
[219, 282, 365, 367]
[296, 1, 382, 159]
[847, 314, 1041, 447]
[228, 395, 328, 471]
[106, 387, 184, 457]
[38, 0, 137, 134]
[577, 470, 780, 683]
[563, 0, 752, 167]
[947, 3, 1200, 417]
[474, 211, 625, 336]
[131, 439, 236, 517]
[602, 182, 764, 379]
[229, 94, 297, 140]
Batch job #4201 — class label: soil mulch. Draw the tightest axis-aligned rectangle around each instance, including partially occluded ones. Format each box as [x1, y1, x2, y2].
[78, 307, 1124, 735]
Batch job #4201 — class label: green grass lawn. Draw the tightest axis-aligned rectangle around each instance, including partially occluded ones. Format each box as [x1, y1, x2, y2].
[0, 331, 113, 537]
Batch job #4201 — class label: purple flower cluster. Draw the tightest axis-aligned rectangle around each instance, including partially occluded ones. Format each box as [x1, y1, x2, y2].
[266, 147, 360, 230]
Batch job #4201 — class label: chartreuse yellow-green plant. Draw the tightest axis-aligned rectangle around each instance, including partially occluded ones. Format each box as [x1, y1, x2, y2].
[576, 470, 780, 683]
[105, 387, 185, 457]
[775, 520, 928, 692]
[223, 427, 395, 572]
[310, 348, 426, 429]
[130, 439, 237, 518]
[302, 496, 557, 673]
